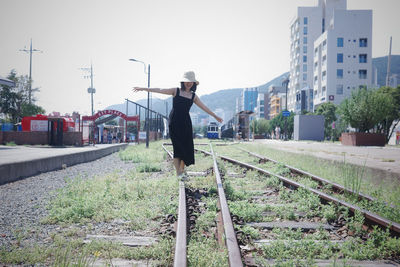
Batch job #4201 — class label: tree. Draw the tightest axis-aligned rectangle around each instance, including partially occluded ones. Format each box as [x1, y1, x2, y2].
[250, 119, 259, 134]
[339, 87, 397, 143]
[269, 111, 295, 139]
[21, 103, 45, 118]
[257, 119, 270, 135]
[315, 102, 337, 140]
[375, 86, 400, 142]
[0, 70, 45, 124]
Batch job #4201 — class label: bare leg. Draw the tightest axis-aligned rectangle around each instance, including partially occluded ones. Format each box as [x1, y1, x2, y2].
[179, 160, 185, 175]
[173, 158, 182, 175]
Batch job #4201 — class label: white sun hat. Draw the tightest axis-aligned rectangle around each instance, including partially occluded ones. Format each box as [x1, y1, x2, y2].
[181, 71, 199, 85]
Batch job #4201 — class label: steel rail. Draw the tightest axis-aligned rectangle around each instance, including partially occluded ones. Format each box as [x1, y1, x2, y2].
[162, 144, 187, 267]
[209, 144, 244, 267]
[240, 148, 377, 200]
[240, 148, 397, 209]
[163, 142, 236, 147]
[195, 147, 400, 236]
[218, 154, 400, 236]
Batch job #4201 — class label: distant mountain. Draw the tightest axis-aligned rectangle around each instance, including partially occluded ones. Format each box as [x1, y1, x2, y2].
[372, 55, 400, 87]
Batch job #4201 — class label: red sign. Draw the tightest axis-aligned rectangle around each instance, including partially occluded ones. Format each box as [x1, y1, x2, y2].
[82, 110, 139, 122]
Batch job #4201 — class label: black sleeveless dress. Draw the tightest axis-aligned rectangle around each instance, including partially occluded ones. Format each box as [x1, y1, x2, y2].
[169, 88, 195, 166]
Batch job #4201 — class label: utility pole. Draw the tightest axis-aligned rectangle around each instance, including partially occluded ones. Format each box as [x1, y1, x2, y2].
[80, 63, 96, 115]
[386, 36, 392, 87]
[282, 77, 290, 141]
[20, 38, 42, 104]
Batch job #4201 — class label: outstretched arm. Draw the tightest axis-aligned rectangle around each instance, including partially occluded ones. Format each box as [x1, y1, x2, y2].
[133, 87, 177, 96]
[193, 95, 223, 123]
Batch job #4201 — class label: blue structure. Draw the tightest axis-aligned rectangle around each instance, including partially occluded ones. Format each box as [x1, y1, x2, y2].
[207, 122, 220, 139]
[242, 88, 258, 112]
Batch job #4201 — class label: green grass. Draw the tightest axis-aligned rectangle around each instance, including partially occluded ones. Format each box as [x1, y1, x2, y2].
[5, 141, 17, 146]
[187, 198, 228, 267]
[43, 171, 178, 229]
[1, 141, 180, 265]
[214, 142, 400, 263]
[215, 144, 400, 223]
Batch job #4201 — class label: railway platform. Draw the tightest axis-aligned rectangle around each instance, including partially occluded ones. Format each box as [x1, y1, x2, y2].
[0, 143, 128, 185]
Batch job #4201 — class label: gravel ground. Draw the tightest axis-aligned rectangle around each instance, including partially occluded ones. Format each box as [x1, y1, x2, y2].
[0, 152, 137, 249]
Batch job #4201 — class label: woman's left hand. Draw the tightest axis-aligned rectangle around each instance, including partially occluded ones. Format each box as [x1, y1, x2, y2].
[215, 116, 223, 123]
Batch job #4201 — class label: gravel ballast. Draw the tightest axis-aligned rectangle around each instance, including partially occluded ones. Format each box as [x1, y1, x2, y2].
[0, 152, 136, 249]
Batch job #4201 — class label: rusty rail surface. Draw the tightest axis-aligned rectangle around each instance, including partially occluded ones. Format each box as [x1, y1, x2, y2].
[195, 147, 400, 236]
[162, 144, 187, 267]
[210, 145, 244, 267]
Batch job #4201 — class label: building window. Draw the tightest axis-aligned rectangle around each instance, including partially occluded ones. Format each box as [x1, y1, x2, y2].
[314, 76, 318, 84]
[337, 69, 343, 79]
[322, 55, 326, 66]
[360, 38, 368, 47]
[359, 69, 367, 79]
[303, 37, 307, 44]
[303, 46, 307, 53]
[304, 27, 308, 35]
[323, 40, 327, 50]
[303, 73, 307, 81]
[322, 86, 326, 92]
[303, 55, 307, 62]
[322, 71, 326, 81]
[337, 37, 344, 47]
[359, 54, 367, 63]
[304, 17, 308, 25]
[315, 47, 318, 54]
[337, 53, 343, 63]
[303, 64, 307, 72]
[336, 84, 343, 94]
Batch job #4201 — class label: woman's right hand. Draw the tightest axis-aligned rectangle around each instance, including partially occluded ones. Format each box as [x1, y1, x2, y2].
[132, 87, 146, 93]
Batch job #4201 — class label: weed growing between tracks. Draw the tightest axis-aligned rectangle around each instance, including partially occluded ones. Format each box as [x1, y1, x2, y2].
[216, 144, 400, 223]
[185, 153, 229, 267]
[214, 143, 400, 264]
[0, 142, 180, 265]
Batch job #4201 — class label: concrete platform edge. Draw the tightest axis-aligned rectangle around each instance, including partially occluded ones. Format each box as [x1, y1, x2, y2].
[0, 144, 128, 185]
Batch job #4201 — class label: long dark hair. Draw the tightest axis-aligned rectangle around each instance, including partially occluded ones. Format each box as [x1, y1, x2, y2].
[180, 82, 197, 93]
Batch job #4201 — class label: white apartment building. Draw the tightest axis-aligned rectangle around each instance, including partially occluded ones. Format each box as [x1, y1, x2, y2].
[289, 0, 372, 112]
[313, 9, 372, 107]
[256, 93, 266, 119]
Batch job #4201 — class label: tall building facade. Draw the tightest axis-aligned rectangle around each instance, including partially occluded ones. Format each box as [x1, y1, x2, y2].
[289, 0, 372, 112]
[241, 88, 258, 112]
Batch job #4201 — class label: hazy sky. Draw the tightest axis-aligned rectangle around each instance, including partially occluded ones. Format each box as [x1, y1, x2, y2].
[1, 0, 399, 115]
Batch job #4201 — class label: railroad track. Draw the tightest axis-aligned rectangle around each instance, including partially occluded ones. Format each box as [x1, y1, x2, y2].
[239, 147, 397, 210]
[195, 145, 400, 266]
[163, 143, 399, 266]
[162, 143, 243, 267]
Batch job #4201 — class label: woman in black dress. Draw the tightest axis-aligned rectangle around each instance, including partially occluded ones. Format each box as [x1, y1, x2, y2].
[133, 71, 223, 176]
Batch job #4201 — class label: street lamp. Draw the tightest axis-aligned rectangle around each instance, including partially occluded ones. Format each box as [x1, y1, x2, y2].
[282, 77, 290, 141]
[129, 58, 150, 148]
